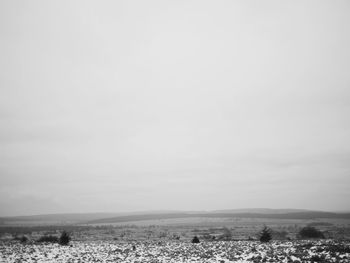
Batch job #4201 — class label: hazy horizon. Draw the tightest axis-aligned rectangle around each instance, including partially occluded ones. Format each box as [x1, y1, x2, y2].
[1, 1, 350, 217]
[2, 207, 348, 218]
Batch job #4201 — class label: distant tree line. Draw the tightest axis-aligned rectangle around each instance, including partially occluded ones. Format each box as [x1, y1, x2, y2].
[14, 231, 71, 246]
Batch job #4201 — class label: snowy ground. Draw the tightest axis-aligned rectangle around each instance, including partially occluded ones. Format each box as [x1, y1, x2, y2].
[1, 240, 349, 263]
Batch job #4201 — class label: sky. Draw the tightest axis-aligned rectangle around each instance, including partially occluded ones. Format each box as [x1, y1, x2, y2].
[0, 1, 349, 216]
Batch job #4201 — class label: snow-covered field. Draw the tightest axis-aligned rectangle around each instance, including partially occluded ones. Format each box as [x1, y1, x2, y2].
[1, 240, 349, 263]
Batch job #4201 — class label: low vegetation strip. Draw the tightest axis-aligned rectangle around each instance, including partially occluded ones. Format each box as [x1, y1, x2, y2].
[1, 240, 349, 263]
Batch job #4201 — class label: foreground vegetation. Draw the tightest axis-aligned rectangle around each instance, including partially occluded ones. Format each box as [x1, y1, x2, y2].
[1, 239, 349, 262]
[1, 216, 350, 262]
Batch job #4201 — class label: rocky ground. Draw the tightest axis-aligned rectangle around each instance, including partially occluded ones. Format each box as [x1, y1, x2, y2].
[0, 240, 349, 263]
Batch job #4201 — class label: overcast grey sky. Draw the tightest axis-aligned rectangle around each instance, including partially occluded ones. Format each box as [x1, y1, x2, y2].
[1, 1, 349, 216]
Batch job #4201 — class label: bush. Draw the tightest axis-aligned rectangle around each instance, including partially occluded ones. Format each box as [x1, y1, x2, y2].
[59, 231, 71, 245]
[298, 226, 325, 239]
[20, 236, 28, 243]
[259, 226, 272, 243]
[13, 235, 28, 243]
[191, 236, 200, 243]
[37, 235, 59, 243]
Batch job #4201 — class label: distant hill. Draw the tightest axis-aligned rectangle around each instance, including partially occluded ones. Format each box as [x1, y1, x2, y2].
[212, 208, 313, 214]
[86, 211, 350, 224]
[1, 209, 350, 226]
[0, 213, 122, 225]
[0, 210, 183, 225]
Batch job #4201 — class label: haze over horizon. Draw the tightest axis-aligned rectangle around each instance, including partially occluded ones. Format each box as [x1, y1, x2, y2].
[1, 0, 350, 217]
[1, 207, 347, 219]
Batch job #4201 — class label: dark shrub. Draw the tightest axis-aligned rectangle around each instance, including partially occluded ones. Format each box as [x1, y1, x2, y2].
[259, 226, 272, 243]
[37, 235, 59, 243]
[20, 236, 28, 243]
[191, 236, 200, 243]
[298, 226, 325, 239]
[14, 235, 28, 243]
[59, 231, 70, 246]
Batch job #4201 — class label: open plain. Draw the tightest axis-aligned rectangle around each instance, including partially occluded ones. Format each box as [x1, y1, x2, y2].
[1, 239, 350, 263]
